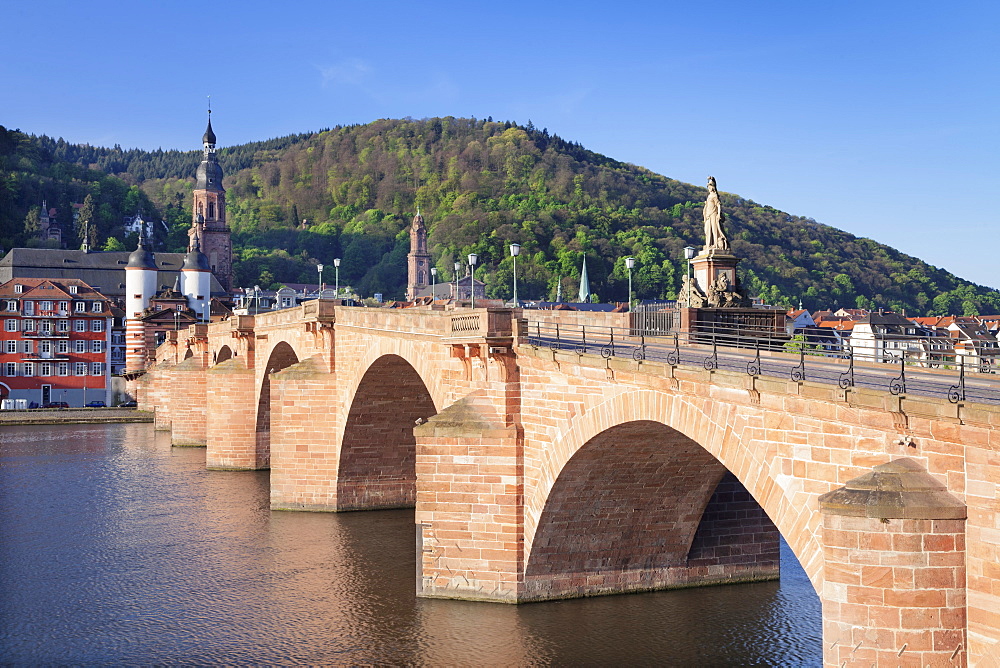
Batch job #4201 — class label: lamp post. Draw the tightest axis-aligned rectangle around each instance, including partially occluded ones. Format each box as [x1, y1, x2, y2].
[468, 253, 478, 309]
[333, 258, 341, 299]
[684, 246, 696, 308]
[625, 256, 635, 312]
[454, 260, 460, 301]
[430, 267, 437, 299]
[317, 263, 324, 297]
[509, 243, 521, 306]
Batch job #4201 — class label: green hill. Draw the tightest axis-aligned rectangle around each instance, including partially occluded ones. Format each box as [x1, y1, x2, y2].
[2, 118, 997, 315]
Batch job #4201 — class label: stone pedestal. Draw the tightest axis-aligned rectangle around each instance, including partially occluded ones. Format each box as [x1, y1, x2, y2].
[691, 248, 740, 296]
[818, 459, 967, 667]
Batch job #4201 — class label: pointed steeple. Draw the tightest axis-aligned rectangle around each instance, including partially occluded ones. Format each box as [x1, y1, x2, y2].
[578, 257, 590, 303]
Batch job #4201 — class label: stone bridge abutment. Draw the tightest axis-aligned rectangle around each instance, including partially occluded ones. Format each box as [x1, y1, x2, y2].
[138, 305, 1000, 666]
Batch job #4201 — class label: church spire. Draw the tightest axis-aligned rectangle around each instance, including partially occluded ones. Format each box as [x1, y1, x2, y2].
[190, 106, 233, 293]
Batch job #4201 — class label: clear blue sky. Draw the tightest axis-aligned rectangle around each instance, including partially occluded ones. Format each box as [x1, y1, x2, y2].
[4, 0, 997, 289]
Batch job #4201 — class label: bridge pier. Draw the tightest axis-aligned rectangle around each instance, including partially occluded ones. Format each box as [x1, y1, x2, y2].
[167, 357, 208, 446]
[415, 394, 523, 601]
[819, 459, 967, 667]
[205, 358, 262, 469]
[269, 359, 342, 510]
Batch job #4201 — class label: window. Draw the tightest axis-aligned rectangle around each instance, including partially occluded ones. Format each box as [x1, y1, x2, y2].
[5, 301, 16, 311]
[75, 320, 86, 332]
[40, 362, 51, 376]
[4, 319, 15, 332]
[75, 301, 87, 313]
[92, 302, 102, 313]
[58, 319, 69, 332]
[68, 285, 77, 294]
[39, 341, 51, 355]
[57, 341, 68, 354]
[5, 362, 16, 376]
[91, 320, 104, 332]
[281, 297, 292, 308]
[40, 320, 52, 334]
[23, 362, 33, 377]
[75, 340, 87, 354]
[40, 301, 52, 311]
[5, 340, 15, 353]
[91, 340, 103, 353]
[13, 285, 22, 294]
[23, 320, 34, 332]
[57, 362, 68, 376]
[91, 362, 103, 376]
[59, 301, 68, 312]
[22, 341, 32, 354]
[23, 301, 34, 316]
[75, 362, 87, 376]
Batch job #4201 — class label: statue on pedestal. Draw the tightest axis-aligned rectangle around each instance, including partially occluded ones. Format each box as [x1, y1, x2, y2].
[703, 176, 729, 252]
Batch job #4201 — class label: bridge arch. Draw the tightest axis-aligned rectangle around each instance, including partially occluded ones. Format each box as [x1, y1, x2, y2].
[214, 345, 233, 365]
[524, 388, 822, 591]
[255, 341, 301, 467]
[338, 353, 438, 510]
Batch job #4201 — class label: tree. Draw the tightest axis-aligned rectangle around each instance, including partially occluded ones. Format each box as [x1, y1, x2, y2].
[102, 237, 126, 251]
[76, 194, 95, 247]
[22, 206, 40, 236]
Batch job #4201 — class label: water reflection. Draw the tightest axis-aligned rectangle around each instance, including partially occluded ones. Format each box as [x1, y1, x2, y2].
[0, 424, 820, 665]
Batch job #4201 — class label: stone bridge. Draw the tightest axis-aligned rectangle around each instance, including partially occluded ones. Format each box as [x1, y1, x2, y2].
[138, 302, 1000, 666]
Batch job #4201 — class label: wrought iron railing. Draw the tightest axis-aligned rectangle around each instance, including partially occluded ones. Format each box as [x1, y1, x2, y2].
[524, 317, 1000, 405]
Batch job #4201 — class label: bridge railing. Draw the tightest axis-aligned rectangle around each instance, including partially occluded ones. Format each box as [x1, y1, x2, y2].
[524, 317, 1000, 405]
[449, 308, 516, 340]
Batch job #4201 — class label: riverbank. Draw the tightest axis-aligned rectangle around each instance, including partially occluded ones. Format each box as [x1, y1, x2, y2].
[0, 408, 153, 426]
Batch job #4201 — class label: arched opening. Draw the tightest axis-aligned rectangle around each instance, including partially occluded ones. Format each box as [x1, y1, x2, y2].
[215, 345, 233, 365]
[337, 355, 435, 511]
[524, 420, 780, 599]
[255, 342, 299, 468]
[183, 348, 194, 359]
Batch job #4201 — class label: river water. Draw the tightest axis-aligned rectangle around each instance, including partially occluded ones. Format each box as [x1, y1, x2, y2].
[0, 424, 822, 666]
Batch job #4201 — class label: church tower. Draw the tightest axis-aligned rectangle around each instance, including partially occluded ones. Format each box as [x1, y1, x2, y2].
[406, 210, 431, 300]
[189, 109, 233, 293]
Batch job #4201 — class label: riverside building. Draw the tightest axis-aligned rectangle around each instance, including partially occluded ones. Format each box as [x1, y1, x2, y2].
[0, 278, 112, 406]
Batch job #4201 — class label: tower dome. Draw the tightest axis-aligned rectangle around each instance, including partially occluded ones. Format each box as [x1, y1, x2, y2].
[182, 235, 212, 272]
[126, 231, 156, 269]
[203, 117, 217, 145]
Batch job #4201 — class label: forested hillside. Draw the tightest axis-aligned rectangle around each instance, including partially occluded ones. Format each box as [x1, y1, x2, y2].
[2, 118, 997, 315]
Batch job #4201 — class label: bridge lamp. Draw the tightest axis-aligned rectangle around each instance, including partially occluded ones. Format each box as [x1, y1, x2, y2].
[317, 264, 324, 296]
[468, 253, 478, 309]
[625, 256, 635, 312]
[430, 267, 437, 299]
[333, 258, 341, 298]
[684, 246, 696, 308]
[509, 243, 521, 307]
[454, 261, 460, 301]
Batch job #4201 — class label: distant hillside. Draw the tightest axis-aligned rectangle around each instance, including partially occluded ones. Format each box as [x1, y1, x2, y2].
[2, 119, 997, 315]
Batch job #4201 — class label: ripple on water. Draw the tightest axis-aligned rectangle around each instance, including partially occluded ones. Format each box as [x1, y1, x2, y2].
[1, 424, 821, 666]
